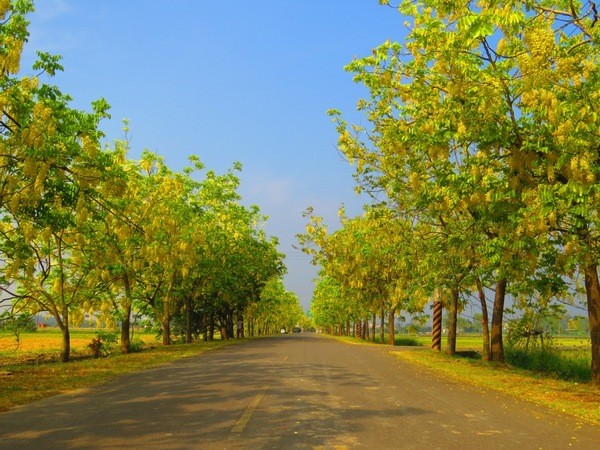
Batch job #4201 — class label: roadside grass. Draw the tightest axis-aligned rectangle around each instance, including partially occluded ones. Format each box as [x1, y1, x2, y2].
[0, 329, 236, 412]
[506, 346, 591, 382]
[393, 336, 421, 346]
[332, 333, 600, 425]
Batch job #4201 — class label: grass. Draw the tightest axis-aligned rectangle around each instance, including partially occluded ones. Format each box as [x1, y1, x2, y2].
[506, 346, 591, 382]
[0, 328, 236, 412]
[332, 333, 600, 425]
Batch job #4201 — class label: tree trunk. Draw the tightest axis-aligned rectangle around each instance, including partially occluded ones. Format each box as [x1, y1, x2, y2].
[57, 238, 70, 363]
[120, 273, 133, 353]
[446, 287, 458, 356]
[380, 308, 385, 343]
[475, 276, 491, 361]
[490, 278, 507, 363]
[226, 313, 234, 339]
[162, 320, 171, 345]
[372, 313, 376, 342]
[237, 315, 244, 338]
[59, 314, 70, 363]
[584, 264, 600, 385]
[162, 285, 172, 345]
[388, 308, 395, 345]
[431, 290, 442, 351]
[120, 302, 132, 353]
[363, 319, 368, 340]
[208, 315, 215, 341]
[185, 297, 193, 344]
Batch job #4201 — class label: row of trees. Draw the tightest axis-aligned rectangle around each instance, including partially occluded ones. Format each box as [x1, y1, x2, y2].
[300, 0, 600, 384]
[0, 0, 303, 362]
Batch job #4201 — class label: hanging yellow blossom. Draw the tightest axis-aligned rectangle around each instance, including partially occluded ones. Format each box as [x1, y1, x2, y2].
[0, 37, 23, 75]
[0, 0, 10, 18]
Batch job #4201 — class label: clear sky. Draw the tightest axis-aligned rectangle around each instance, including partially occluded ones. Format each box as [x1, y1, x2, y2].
[19, 0, 406, 310]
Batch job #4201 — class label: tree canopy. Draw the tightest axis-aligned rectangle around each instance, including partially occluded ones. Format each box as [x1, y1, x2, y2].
[302, 0, 600, 384]
[0, 0, 302, 361]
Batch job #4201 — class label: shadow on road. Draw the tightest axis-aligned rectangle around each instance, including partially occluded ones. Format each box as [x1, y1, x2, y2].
[1, 335, 431, 448]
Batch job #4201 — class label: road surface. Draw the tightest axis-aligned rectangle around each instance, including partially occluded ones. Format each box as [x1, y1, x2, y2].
[0, 334, 598, 449]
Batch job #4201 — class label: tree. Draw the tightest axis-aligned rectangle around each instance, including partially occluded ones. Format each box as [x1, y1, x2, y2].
[1, 0, 292, 360]
[0, 0, 113, 361]
[330, 0, 600, 382]
[309, 276, 346, 334]
[248, 277, 304, 335]
[83, 133, 148, 353]
[126, 151, 205, 345]
[299, 205, 427, 343]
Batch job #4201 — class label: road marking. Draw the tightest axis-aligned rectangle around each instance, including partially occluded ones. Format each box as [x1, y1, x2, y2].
[231, 385, 269, 433]
[313, 446, 348, 450]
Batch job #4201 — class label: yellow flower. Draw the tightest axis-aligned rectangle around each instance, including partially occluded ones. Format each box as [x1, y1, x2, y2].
[0, 0, 10, 18]
[0, 37, 24, 74]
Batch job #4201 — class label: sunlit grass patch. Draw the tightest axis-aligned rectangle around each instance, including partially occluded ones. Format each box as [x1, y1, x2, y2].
[334, 333, 483, 349]
[328, 335, 378, 346]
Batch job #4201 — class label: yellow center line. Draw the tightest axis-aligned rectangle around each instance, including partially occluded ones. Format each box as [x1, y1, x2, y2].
[231, 385, 269, 433]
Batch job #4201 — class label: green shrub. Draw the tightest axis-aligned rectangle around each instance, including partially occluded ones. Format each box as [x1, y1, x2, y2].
[369, 335, 423, 346]
[505, 346, 591, 382]
[88, 337, 103, 358]
[87, 331, 119, 357]
[394, 336, 422, 346]
[0, 312, 36, 333]
[129, 339, 145, 353]
[97, 330, 118, 349]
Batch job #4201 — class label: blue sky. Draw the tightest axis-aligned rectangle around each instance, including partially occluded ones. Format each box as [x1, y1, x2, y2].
[20, 0, 405, 310]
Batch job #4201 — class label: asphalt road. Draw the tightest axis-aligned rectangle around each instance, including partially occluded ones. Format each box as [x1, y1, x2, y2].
[0, 334, 598, 449]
